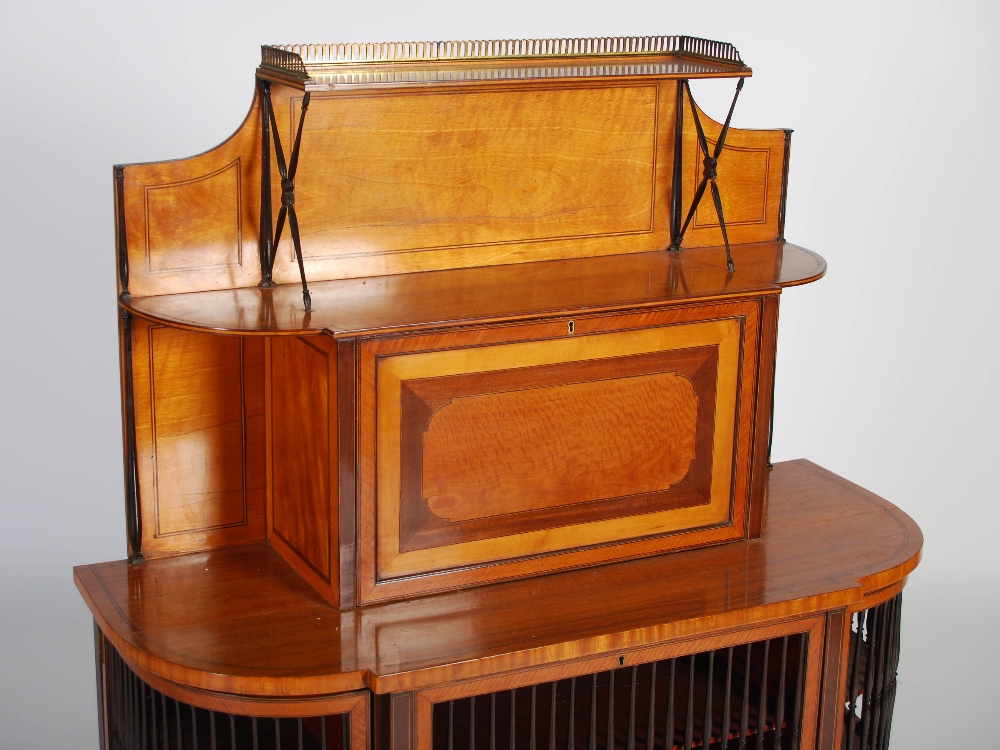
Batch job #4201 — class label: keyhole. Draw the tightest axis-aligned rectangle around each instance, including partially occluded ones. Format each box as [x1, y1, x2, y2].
[618, 656, 625, 666]
[568, 320, 575, 334]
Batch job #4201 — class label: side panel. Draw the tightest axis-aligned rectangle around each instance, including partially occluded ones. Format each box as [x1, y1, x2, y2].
[678, 102, 788, 249]
[130, 316, 266, 555]
[268, 335, 342, 607]
[359, 300, 765, 603]
[837, 585, 907, 750]
[117, 93, 262, 297]
[102, 633, 368, 748]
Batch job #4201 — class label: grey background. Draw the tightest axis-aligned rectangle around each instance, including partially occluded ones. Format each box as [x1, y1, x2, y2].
[1, 0, 997, 746]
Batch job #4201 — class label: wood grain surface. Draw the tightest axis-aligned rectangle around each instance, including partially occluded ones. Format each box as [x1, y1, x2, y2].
[122, 242, 825, 336]
[748, 294, 779, 537]
[75, 460, 922, 699]
[420, 370, 699, 521]
[117, 76, 792, 297]
[396, 347, 721, 558]
[129, 317, 266, 556]
[118, 96, 262, 297]
[284, 84, 667, 280]
[116, 66, 785, 297]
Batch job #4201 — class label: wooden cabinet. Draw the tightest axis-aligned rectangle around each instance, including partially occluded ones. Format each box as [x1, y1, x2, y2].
[76, 35, 920, 750]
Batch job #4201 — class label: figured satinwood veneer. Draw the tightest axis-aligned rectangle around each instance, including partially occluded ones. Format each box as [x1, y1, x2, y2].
[129, 317, 266, 556]
[74, 460, 922, 704]
[290, 84, 666, 271]
[419, 369, 700, 520]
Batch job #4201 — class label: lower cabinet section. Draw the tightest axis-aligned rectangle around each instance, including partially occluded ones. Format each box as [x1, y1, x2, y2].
[81, 463, 921, 750]
[93, 595, 906, 750]
[842, 594, 903, 750]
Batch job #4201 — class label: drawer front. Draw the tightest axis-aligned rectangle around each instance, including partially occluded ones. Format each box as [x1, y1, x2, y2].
[358, 301, 762, 603]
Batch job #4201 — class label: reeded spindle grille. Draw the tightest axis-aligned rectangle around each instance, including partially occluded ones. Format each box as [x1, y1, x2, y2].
[843, 594, 903, 750]
[102, 638, 350, 750]
[432, 634, 808, 750]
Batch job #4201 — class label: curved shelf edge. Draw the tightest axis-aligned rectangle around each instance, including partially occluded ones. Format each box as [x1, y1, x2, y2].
[120, 241, 827, 337]
[775, 244, 827, 287]
[128, 658, 369, 718]
[75, 565, 370, 702]
[75, 458, 919, 704]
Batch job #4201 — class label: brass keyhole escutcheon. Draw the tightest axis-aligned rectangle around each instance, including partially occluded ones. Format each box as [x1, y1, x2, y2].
[568, 320, 575, 334]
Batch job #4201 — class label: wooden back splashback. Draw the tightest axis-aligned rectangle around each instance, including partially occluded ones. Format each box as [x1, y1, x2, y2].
[114, 36, 788, 298]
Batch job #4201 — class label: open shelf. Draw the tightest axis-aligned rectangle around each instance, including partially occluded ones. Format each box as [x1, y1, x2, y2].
[121, 243, 825, 337]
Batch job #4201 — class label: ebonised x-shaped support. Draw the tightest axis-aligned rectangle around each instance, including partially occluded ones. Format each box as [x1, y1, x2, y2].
[668, 78, 744, 272]
[258, 81, 313, 311]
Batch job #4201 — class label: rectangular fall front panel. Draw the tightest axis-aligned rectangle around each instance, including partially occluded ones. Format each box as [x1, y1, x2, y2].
[358, 300, 763, 603]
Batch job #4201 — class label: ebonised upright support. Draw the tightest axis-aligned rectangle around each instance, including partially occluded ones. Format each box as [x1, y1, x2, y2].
[258, 79, 274, 288]
[668, 79, 686, 251]
[114, 165, 129, 300]
[672, 77, 745, 271]
[259, 82, 313, 311]
[119, 308, 142, 564]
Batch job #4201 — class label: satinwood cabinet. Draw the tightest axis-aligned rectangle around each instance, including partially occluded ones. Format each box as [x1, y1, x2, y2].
[74, 35, 920, 750]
